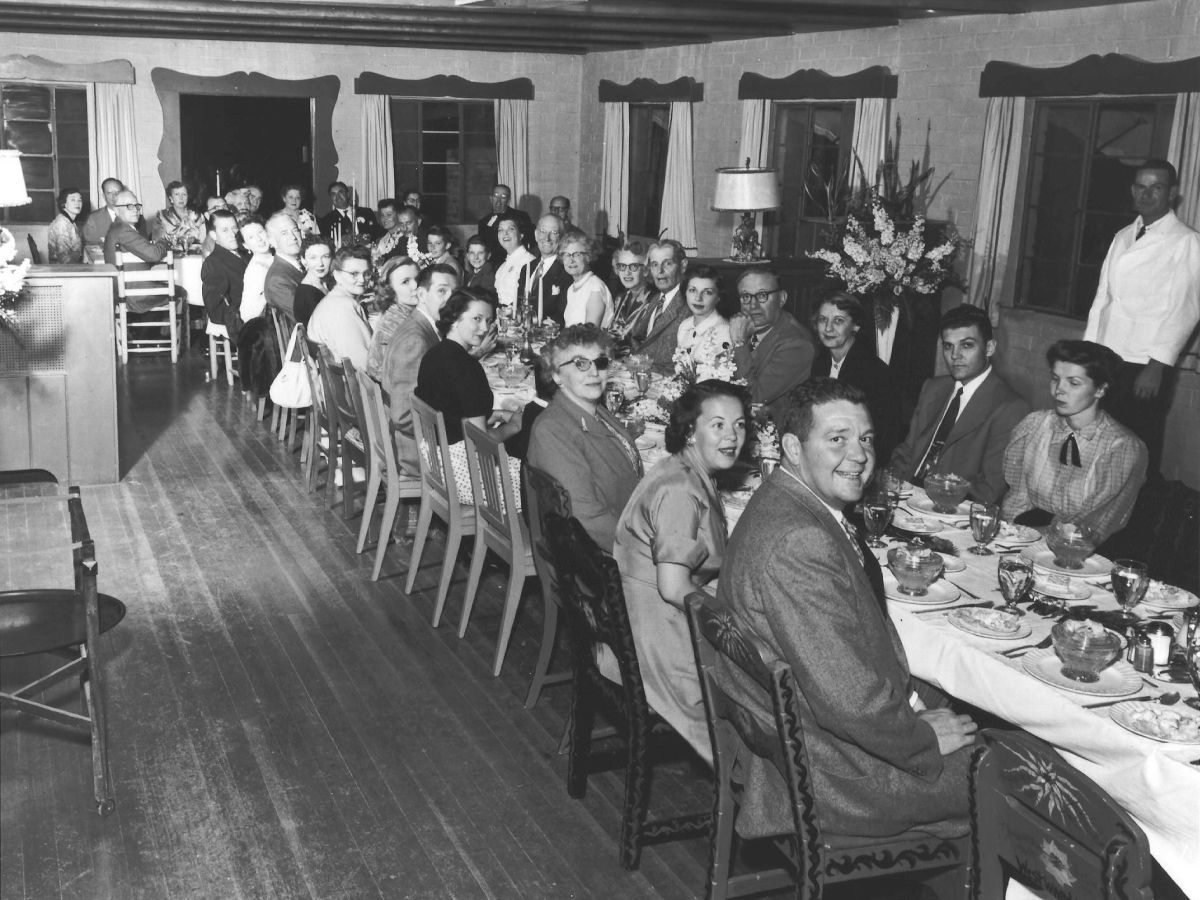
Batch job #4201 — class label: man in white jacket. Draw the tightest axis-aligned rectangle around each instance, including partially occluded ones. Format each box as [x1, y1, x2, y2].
[1084, 159, 1200, 474]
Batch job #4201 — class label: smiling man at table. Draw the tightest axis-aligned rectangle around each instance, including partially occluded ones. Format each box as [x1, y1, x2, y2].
[716, 379, 977, 838]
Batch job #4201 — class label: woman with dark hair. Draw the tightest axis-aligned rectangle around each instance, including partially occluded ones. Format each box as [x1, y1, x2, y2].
[527, 324, 642, 550]
[810, 291, 904, 460]
[1002, 339, 1147, 543]
[612, 379, 750, 763]
[47, 186, 84, 263]
[492, 213, 536, 312]
[675, 265, 747, 363]
[560, 229, 613, 328]
[280, 183, 319, 237]
[292, 234, 334, 327]
[463, 234, 496, 293]
[366, 256, 421, 381]
[415, 288, 523, 503]
[153, 180, 204, 252]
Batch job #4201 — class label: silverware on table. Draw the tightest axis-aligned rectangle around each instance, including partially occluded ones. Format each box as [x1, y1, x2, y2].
[1000, 635, 1055, 657]
[1082, 695, 1151, 709]
[945, 579, 982, 600]
[914, 601, 994, 616]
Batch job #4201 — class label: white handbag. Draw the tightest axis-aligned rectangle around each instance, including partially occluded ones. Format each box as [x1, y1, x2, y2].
[269, 325, 312, 408]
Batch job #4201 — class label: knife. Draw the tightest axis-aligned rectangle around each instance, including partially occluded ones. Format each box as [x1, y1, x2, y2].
[915, 601, 994, 615]
[1082, 695, 1151, 709]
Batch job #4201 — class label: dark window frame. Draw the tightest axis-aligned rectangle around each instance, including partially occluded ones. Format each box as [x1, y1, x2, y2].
[626, 102, 671, 241]
[0, 81, 90, 224]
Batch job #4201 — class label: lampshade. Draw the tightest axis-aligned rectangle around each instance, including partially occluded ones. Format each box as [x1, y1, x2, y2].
[0, 150, 32, 208]
[711, 166, 780, 212]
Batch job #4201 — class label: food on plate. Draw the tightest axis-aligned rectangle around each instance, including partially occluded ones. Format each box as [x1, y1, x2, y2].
[1060, 619, 1109, 639]
[955, 607, 1021, 633]
[1145, 581, 1184, 605]
[1125, 705, 1200, 742]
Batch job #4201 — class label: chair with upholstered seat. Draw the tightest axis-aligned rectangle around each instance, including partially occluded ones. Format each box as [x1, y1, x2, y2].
[408, 394, 476, 627]
[521, 464, 573, 708]
[543, 513, 710, 871]
[115, 252, 179, 363]
[969, 729, 1153, 900]
[459, 422, 538, 676]
[685, 592, 971, 900]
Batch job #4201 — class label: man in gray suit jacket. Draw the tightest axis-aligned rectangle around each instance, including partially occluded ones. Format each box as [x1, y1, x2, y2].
[716, 379, 976, 839]
[263, 213, 304, 319]
[628, 239, 689, 371]
[731, 267, 816, 422]
[889, 304, 1028, 504]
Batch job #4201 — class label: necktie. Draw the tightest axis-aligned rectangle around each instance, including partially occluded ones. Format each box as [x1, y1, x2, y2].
[916, 386, 962, 482]
[528, 261, 544, 319]
[748, 331, 760, 353]
[1059, 432, 1082, 467]
[840, 516, 865, 567]
[1135, 223, 1147, 241]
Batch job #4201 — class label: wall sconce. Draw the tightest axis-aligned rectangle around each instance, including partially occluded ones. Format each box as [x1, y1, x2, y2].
[0, 150, 33, 208]
[712, 159, 780, 263]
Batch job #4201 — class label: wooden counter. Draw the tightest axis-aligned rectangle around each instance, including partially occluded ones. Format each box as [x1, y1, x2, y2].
[0, 265, 119, 484]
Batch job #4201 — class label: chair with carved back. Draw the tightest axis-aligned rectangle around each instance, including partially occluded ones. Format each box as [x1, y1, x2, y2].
[543, 513, 710, 871]
[521, 463, 573, 708]
[353, 368, 422, 576]
[459, 422, 538, 676]
[969, 729, 1153, 900]
[685, 591, 972, 900]
[114, 252, 179, 364]
[407, 394, 477, 626]
[297, 325, 331, 495]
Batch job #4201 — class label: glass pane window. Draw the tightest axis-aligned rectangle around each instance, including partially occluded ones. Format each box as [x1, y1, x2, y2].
[390, 98, 496, 226]
[1016, 97, 1174, 317]
[627, 103, 670, 240]
[0, 83, 91, 225]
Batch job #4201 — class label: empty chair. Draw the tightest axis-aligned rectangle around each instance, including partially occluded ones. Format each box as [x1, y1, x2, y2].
[460, 422, 538, 676]
[115, 251, 179, 363]
[26, 233, 43, 264]
[521, 463, 573, 708]
[544, 512, 710, 870]
[970, 729, 1152, 900]
[407, 394, 477, 626]
[685, 592, 971, 900]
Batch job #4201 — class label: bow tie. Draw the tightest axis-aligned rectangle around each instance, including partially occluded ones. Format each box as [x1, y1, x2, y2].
[1060, 432, 1082, 467]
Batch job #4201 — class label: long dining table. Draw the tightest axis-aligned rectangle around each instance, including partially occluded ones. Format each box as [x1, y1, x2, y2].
[874, 487, 1199, 898]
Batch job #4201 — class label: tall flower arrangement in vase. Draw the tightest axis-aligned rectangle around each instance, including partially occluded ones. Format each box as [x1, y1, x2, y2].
[0, 227, 31, 332]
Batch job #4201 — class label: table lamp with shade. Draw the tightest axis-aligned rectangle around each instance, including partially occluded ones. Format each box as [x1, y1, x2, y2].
[0, 149, 33, 209]
[712, 159, 781, 263]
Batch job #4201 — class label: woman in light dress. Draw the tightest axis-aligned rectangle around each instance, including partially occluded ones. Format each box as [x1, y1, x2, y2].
[280, 183, 320, 237]
[559, 229, 613, 328]
[153, 181, 204, 252]
[47, 187, 84, 263]
[492, 213, 536, 312]
[675, 265, 747, 363]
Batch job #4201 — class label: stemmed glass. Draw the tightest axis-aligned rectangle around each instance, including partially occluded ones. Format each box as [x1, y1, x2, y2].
[1185, 633, 1200, 711]
[1110, 559, 1150, 626]
[968, 502, 1001, 555]
[860, 488, 894, 549]
[998, 557, 1034, 617]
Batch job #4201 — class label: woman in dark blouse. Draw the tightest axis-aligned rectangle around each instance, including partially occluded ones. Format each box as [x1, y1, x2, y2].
[292, 235, 334, 327]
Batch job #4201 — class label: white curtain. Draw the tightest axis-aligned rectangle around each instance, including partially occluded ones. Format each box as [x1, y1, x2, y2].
[1167, 92, 1200, 371]
[91, 82, 139, 207]
[850, 97, 890, 191]
[359, 94, 394, 209]
[599, 102, 629, 239]
[738, 98, 772, 168]
[659, 101, 697, 252]
[494, 98, 529, 209]
[967, 96, 1026, 326]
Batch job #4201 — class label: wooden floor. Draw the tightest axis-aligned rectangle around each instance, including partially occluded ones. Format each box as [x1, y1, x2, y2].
[1, 352, 927, 900]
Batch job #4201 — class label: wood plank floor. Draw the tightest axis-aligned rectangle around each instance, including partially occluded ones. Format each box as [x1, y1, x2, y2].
[1, 353, 928, 900]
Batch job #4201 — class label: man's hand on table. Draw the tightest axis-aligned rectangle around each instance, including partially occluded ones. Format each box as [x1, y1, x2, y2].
[919, 707, 978, 755]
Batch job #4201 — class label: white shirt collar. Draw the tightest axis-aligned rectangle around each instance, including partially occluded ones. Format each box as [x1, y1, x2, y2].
[660, 285, 679, 309]
[953, 365, 992, 418]
[780, 464, 851, 522]
[829, 355, 846, 378]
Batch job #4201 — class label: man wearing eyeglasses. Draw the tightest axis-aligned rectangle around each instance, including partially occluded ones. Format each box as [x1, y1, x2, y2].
[731, 267, 816, 421]
[307, 245, 373, 371]
[629, 239, 689, 369]
[103, 190, 168, 269]
[518, 213, 573, 324]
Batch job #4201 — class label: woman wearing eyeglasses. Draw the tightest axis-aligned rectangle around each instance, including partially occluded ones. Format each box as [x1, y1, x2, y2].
[612, 379, 750, 763]
[559, 230, 614, 328]
[609, 240, 653, 339]
[527, 324, 642, 552]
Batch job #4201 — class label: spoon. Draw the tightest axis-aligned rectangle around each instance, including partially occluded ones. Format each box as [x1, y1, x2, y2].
[1000, 634, 1055, 657]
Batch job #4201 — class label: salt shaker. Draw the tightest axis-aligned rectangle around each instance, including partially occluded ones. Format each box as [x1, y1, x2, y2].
[1129, 629, 1154, 674]
[1143, 621, 1174, 667]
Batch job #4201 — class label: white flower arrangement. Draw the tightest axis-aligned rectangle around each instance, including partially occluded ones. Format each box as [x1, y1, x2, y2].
[0, 227, 31, 332]
[750, 416, 780, 461]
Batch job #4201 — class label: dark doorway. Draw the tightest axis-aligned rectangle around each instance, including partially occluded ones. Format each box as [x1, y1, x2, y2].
[179, 94, 312, 215]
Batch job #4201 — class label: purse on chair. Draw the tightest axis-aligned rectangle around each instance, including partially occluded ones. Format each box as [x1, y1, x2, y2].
[269, 324, 313, 408]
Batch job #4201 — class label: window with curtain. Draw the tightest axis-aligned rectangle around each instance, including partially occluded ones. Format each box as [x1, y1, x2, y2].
[769, 101, 855, 257]
[0, 83, 89, 224]
[1016, 96, 1175, 317]
[389, 98, 495, 226]
[627, 103, 670, 239]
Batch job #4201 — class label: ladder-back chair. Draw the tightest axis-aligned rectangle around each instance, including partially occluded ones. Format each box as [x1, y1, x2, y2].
[115, 252, 179, 363]
[268, 307, 302, 446]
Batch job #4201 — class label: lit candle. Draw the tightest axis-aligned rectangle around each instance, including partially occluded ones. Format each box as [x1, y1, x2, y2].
[350, 178, 357, 235]
[215, 169, 221, 196]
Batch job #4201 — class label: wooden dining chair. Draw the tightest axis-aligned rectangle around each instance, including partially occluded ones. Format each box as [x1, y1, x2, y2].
[969, 729, 1153, 900]
[354, 369, 423, 579]
[115, 252, 179, 363]
[313, 347, 367, 520]
[297, 326, 331, 494]
[407, 394, 476, 626]
[521, 463, 573, 708]
[543, 513, 710, 871]
[268, 307, 302, 447]
[685, 591, 971, 900]
[459, 422, 538, 676]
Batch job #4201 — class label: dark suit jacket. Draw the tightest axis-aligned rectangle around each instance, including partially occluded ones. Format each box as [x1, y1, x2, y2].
[477, 207, 533, 268]
[813, 339, 904, 462]
[264, 257, 304, 319]
[82, 207, 117, 259]
[715, 471, 969, 838]
[200, 245, 249, 332]
[889, 369, 1029, 504]
[380, 310, 441, 475]
[319, 206, 379, 242]
[732, 310, 816, 422]
[517, 256, 573, 324]
[103, 219, 165, 266]
[630, 288, 688, 371]
[464, 261, 496, 294]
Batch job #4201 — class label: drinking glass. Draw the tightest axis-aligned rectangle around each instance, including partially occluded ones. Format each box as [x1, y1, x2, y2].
[1110, 559, 1150, 626]
[861, 490, 893, 549]
[968, 502, 1001, 555]
[997, 557, 1034, 616]
[1185, 633, 1200, 711]
[634, 370, 651, 396]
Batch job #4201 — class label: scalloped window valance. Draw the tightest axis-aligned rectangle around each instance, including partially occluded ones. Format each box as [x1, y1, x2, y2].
[737, 66, 896, 100]
[980, 53, 1200, 97]
[597, 77, 703, 103]
[354, 73, 533, 100]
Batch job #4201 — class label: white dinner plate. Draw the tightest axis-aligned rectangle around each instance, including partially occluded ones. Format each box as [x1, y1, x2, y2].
[891, 513, 942, 535]
[1021, 648, 1141, 697]
[1109, 701, 1200, 744]
[1140, 583, 1200, 611]
[883, 571, 960, 606]
[947, 607, 1031, 640]
[634, 435, 657, 452]
[941, 555, 967, 573]
[994, 523, 1041, 546]
[906, 495, 971, 520]
[1021, 544, 1113, 580]
[1031, 577, 1093, 601]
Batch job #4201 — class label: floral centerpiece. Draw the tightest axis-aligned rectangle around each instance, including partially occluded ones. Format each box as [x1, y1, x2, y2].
[0, 226, 31, 332]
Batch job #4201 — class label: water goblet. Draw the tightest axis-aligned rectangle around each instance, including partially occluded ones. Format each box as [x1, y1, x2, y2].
[1110, 559, 1150, 626]
[634, 370, 651, 396]
[997, 556, 1034, 617]
[968, 502, 1001, 555]
[860, 489, 893, 549]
